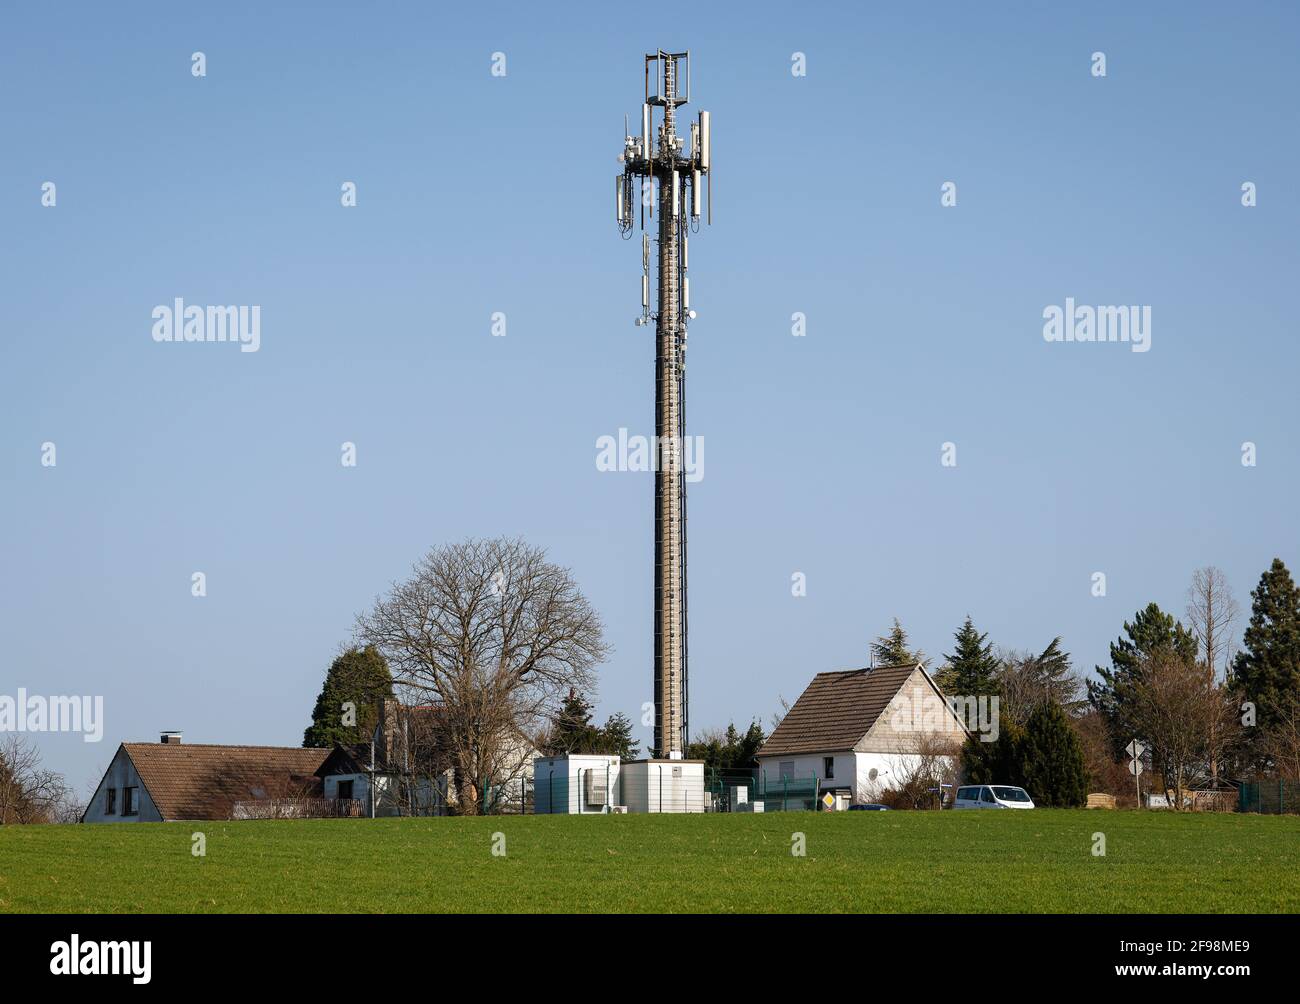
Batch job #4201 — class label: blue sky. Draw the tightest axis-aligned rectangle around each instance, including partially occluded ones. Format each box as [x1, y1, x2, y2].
[3, 1, 1298, 792]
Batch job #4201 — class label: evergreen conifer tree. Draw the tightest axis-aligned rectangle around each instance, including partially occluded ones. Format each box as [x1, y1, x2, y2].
[1018, 702, 1088, 807]
[936, 616, 999, 695]
[303, 646, 394, 748]
[1234, 558, 1300, 732]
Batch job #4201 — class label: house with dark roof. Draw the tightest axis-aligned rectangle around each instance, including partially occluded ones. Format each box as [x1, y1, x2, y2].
[81, 733, 329, 822]
[757, 663, 968, 808]
[83, 699, 541, 822]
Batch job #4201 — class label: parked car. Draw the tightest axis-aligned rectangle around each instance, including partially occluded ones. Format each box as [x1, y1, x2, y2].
[849, 803, 890, 811]
[952, 784, 1034, 809]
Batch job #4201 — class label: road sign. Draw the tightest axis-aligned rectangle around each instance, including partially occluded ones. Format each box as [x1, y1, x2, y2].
[1127, 739, 1146, 807]
[821, 792, 835, 809]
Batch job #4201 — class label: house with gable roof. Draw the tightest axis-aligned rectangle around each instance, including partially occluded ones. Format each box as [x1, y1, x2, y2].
[756, 663, 968, 808]
[81, 732, 329, 822]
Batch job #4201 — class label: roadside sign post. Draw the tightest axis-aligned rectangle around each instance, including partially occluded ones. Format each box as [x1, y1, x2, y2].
[1126, 740, 1145, 808]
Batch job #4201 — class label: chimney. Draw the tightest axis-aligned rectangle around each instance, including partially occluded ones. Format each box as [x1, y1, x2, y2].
[160, 731, 183, 744]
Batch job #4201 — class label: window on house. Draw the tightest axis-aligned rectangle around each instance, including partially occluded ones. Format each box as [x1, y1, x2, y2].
[105, 788, 116, 814]
[123, 786, 138, 816]
[337, 780, 354, 800]
[823, 757, 834, 779]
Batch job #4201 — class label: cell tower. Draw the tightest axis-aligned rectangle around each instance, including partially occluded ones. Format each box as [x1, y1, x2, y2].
[615, 50, 711, 759]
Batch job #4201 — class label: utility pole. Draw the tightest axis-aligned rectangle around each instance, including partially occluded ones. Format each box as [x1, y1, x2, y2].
[616, 50, 711, 759]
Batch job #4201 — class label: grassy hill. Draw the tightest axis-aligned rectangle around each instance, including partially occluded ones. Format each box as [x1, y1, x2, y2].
[2, 809, 1297, 913]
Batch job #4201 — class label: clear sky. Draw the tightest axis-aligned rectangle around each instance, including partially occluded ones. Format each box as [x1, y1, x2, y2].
[3, 1, 1298, 793]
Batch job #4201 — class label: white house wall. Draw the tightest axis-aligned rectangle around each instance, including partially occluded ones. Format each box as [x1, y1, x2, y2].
[81, 747, 163, 823]
[325, 771, 449, 816]
[855, 752, 958, 801]
[755, 751, 957, 804]
[323, 772, 372, 806]
[755, 752, 854, 794]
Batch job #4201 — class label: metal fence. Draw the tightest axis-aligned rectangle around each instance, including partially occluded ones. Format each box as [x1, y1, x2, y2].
[484, 764, 825, 814]
[705, 767, 819, 812]
[533, 762, 709, 813]
[1238, 780, 1300, 814]
[483, 777, 533, 814]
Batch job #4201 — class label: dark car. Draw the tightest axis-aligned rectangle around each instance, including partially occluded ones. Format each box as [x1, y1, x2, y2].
[849, 803, 890, 811]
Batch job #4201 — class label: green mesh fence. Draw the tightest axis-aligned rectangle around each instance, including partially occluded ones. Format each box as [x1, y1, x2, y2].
[1238, 780, 1300, 814]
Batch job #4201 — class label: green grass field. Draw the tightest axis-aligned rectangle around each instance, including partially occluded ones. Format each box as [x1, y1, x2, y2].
[2, 810, 1297, 913]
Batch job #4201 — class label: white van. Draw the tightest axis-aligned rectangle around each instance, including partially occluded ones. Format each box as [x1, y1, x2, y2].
[952, 784, 1035, 809]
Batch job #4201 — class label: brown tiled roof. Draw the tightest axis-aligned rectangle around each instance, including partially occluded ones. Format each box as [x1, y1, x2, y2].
[122, 743, 330, 820]
[758, 664, 924, 757]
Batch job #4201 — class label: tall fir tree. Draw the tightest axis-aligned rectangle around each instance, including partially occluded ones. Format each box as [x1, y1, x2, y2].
[303, 646, 394, 748]
[598, 712, 640, 761]
[545, 689, 602, 754]
[1087, 603, 1197, 757]
[1233, 558, 1300, 732]
[871, 617, 926, 667]
[1028, 638, 1077, 705]
[936, 616, 999, 695]
[1016, 637, 1084, 713]
[545, 694, 643, 759]
[1018, 702, 1088, 807]
[961, 723, 1026, 787]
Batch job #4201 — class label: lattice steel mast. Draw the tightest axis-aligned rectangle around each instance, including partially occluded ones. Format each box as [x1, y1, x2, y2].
[616, 51, 711, 758]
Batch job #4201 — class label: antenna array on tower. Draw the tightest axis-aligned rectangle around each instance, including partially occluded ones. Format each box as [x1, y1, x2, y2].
[614, 50, 711, 758]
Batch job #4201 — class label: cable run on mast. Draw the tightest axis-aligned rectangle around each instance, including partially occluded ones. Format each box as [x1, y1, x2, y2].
[614, 50, 710, 758]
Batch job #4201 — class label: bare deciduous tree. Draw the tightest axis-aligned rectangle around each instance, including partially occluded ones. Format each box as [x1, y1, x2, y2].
[769, 695, 791, 731]
[357, 537, 609, 815]
[0, 735, 69, 824]
[875, 733, 960, 809]
[1129, 652, 1241, 810]
[1261, 691, 1300, 779]
[1072, 708, 1136, 806]
[1186, 566, 1240, 676]
[49, 789, 87, 824]
[1185, 566, 1240, 783]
